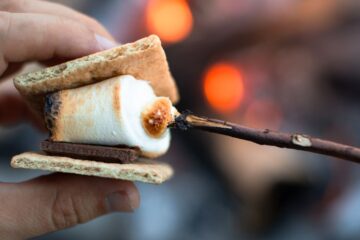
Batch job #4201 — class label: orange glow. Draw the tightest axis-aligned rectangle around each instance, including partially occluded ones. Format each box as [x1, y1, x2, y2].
[243, 100, 283, 130]
[146, 0, 193, 43]
[203, 63, 245, 113]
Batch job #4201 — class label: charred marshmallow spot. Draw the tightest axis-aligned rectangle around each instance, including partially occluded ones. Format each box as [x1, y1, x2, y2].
[141, 97, 173, 138]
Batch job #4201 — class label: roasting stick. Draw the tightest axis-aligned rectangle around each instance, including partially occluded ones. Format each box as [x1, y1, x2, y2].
[169, 111, 360, 164]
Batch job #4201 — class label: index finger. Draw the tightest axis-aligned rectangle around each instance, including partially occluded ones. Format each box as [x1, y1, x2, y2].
[0, 0, 115, 41]
[0, 12, 112, 72]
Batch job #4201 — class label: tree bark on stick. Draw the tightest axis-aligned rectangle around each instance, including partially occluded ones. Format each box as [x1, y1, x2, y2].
[169, 112, 360, 164]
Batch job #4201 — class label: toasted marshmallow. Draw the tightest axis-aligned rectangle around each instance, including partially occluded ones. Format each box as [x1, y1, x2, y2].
[45, 75, 177, 158]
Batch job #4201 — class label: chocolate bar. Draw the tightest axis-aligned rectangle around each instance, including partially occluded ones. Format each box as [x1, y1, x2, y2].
[40, 140, 139, 163]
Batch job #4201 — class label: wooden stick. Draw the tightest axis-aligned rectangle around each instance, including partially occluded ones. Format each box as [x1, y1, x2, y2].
[169, 111, 360, 164]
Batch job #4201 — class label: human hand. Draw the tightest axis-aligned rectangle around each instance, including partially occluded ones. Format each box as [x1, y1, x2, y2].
[0, 1, 140, 239]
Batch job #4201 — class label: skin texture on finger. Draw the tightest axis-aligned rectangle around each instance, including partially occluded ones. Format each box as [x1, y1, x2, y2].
[0, 11, 104, 68]
[0, 0, 114, 41]
[0, 173, 140, 239]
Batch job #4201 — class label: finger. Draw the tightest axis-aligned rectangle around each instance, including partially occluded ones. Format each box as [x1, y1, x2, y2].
[0, 0, 114, 41]
[0, 173, 140, 239]
[0, 12, 116, 71]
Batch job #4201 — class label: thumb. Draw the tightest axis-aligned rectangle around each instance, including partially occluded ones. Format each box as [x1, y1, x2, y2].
[0, 174, 140, 239]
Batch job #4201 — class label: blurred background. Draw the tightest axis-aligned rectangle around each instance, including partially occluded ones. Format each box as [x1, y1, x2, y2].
[1, 0, 360, 239]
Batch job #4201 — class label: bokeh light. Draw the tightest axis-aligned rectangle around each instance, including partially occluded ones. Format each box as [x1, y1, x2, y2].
[146, 0, 193, 43]
[203, 62, 245, 113]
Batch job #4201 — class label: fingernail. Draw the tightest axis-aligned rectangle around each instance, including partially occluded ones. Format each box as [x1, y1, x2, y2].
[105, 190, 139, 212]
[95, 34, 117, 50]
